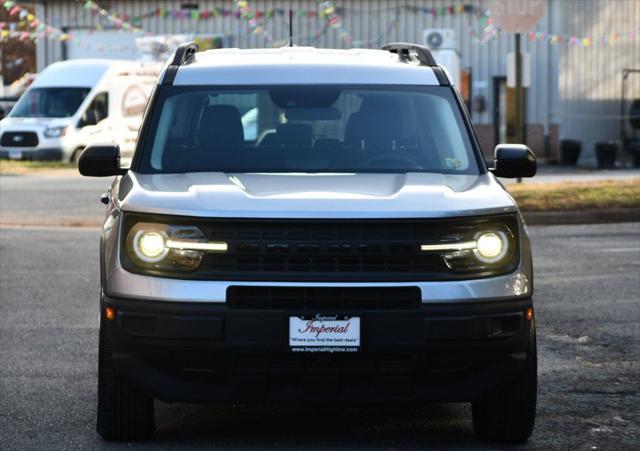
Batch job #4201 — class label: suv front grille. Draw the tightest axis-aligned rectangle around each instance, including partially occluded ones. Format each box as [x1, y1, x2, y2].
[227, 286, 422, 310]
[121, 214, 520, 281]
[1, 131, 39, 147]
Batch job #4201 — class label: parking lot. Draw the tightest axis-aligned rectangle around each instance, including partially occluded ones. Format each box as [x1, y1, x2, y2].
[1, 174, 639, 449]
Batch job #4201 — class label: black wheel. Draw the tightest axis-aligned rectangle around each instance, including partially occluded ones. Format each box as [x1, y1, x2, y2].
[70, 147, 84, 164]
[472, 324, 537, 443]
[96, 318, 155, 441]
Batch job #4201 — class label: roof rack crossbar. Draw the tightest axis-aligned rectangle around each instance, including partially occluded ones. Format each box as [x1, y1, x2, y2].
[381, 42, 437, 67]
[162, 41, 199, 86]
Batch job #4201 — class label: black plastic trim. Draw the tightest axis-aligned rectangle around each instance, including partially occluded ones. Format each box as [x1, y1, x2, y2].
[161, 42, 198, 86]
[450, 86, 488, 173]
[130, 82, 160, 171]
[161, 66, 179, 86]
[431, 66, 451, 86]
[104, 293, 532, 317]
[381, 42, 437, 66]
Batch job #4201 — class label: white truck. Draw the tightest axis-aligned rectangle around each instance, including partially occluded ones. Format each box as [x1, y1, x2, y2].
[0, 59, 159, 162]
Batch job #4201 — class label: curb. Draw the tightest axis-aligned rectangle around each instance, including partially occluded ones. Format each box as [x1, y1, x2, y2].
[522, 208, 640, 225]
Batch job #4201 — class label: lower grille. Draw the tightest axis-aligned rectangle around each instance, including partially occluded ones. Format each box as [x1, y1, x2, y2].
[226, 286, 422, 310]
[1, 131, 39, 147]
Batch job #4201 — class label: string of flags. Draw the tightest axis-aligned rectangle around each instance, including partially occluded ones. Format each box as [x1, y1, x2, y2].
[1, 0, 639, 50]
[79, 0, 145, 34]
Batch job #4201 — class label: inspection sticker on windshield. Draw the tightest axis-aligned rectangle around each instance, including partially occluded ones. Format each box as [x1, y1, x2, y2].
[445, 157, 462, 168]
[290, 315, 360, 352]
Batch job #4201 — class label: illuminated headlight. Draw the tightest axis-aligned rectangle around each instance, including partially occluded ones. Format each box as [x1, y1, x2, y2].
[421, 226, 516, 272]
[474, 231, 509, 263]
[43, 125, 68, 138]
[125, 222, 227, 273]
[133, 231, 168, 262]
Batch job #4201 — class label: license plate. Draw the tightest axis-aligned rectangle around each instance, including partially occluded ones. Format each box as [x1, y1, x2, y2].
[289, 315, 360, 352]
[8, 150, 22, 160]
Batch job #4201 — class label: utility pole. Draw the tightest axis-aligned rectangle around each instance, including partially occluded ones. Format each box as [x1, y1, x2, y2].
[514, 33, 523, 183]
[514, 33, 523, 144]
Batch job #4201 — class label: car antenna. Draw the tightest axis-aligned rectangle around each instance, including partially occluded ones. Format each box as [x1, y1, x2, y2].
[288, 9, 294, 47]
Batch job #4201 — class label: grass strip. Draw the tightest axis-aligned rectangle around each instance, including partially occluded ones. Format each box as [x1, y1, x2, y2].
[0, 160, 75, 174]
[508, 179, 640, 211]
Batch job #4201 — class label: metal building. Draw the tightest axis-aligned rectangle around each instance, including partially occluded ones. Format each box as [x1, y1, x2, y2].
[33, 0, 640, 164]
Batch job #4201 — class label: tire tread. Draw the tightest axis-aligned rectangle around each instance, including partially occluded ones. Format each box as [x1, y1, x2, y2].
[96, 319, 155, 441]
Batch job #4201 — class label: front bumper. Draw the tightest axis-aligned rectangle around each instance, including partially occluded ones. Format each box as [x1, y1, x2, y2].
[103, 294, 534, 404]
[0, 147, 64, 160]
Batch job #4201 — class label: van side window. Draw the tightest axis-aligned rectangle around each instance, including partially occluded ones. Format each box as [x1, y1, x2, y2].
[80, 92, 109, 127]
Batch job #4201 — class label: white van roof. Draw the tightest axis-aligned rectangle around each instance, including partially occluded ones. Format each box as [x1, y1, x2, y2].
[32, 59, 158, 89]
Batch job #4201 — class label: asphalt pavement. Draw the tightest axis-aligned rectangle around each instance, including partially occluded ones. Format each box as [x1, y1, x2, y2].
[1, 171, 639, 449]
[0, 173, 109, 226]
[1, 222, 639, 450]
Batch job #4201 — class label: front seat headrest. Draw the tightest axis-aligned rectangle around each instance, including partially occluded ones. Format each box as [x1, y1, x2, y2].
[198, 105, 244, 153]
[276, 123, 313, 147]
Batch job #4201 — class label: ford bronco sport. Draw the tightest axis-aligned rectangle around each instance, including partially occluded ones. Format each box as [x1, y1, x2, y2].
[79, 42, 538, 443]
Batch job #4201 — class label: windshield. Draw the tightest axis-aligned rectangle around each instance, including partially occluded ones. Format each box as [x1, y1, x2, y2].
[10, 87, 90, 118]
[137, 85, 480, 175]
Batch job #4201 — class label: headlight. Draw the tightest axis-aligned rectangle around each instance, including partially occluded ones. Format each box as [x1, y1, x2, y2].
[421, 224, 517, 273]
[474, 231, 509, 263]
[124, 222, 227, 273]
[43, 125, 67, 138]
[133, 231, 168, 262]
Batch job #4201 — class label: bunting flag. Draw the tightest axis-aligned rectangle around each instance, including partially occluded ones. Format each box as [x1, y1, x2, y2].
[1, 1, 69, 42]
[525, 28, 640, 47]
[79, 0, 145, 33]
[475, 18, 640, 47]
[1, 0, 639, 50]
[236, 0, 273, 42]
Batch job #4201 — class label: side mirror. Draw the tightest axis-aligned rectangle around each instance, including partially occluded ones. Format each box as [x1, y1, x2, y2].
[78, 144, 127, 177]
[490, 144, 537, 178]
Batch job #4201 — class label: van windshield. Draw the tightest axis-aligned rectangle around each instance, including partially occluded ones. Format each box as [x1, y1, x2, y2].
[137, 85, 480, 175]
[10, 87, 90, 118]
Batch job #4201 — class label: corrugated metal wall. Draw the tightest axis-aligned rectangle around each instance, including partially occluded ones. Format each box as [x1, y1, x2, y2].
[552, 0, 640, 161]
[35, 0, 640, 162]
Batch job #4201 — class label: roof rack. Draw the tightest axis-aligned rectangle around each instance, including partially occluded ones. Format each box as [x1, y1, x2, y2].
[381, 43, 437, 67]
[162, 41, 199, 86]
[381, 42, 449, 86]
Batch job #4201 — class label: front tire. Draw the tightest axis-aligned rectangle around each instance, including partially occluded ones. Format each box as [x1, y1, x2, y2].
[471, 324, 537, 443]
[96, 317, 155, 441]
[70, 147, 84, 164]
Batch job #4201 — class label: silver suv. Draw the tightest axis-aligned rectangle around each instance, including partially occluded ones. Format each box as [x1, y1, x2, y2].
[80, 42, 538, 443]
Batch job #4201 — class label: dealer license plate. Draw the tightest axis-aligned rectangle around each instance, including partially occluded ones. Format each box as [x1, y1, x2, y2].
[289, 315, 360, 352]
[8, 150, 22, 160]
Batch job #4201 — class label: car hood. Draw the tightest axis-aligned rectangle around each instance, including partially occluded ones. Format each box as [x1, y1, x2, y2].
[120, 172, 517, 219]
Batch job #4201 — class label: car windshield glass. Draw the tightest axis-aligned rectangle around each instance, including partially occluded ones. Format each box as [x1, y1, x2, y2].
[9, 87, 90, 118]
[138, 85, 480, 175]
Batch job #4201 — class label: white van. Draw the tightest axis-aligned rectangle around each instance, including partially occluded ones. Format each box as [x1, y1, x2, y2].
[0, 59, 160, 162]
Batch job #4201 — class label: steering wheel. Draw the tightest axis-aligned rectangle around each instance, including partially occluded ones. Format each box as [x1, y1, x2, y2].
[362, 154, 422, 169]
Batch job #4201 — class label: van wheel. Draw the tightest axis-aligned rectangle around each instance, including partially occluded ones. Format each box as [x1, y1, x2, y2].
[70, 147, 84, 164]
[471, 326, 537, 443]
[96, 318, 155, 441]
